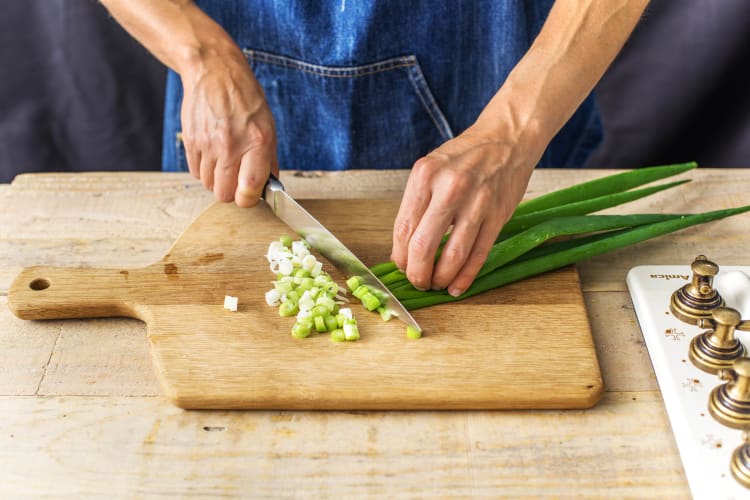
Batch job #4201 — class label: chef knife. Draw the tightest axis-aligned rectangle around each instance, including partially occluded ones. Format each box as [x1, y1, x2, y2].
[263, 174, 421, 332]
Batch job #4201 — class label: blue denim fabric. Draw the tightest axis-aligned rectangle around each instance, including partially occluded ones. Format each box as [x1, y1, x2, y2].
[162, 1, 602, 171]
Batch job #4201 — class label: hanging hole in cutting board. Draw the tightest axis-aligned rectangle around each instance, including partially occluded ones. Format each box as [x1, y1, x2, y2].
[29, 278, 50, 291]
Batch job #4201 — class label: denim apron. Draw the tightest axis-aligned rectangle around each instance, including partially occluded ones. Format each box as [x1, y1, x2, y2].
[162, 1, 602, 171]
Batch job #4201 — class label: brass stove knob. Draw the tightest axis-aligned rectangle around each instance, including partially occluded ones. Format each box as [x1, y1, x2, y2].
[709, 358, 750, 429]
[670, 255, 724, 325]
[731, 431, 750, 489]
[689, 307, 747, 374]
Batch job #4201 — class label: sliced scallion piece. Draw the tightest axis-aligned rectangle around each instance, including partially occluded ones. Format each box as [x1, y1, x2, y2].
[406, 326, 422, 339]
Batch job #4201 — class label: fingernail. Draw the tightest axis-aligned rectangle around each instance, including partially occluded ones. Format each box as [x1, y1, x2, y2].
[448, 287, 463, 297]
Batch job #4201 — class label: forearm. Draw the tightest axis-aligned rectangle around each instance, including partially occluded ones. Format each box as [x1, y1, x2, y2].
[99, 0, 240, 76]
[477, 0, 650, 160]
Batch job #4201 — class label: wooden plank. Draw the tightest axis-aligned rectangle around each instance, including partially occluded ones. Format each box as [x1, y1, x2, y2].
[0, 392, 688, 498]
[0, 297, 59, 395]
[0, 176, 211, 294]
[584, 291, 658, 392]
[0, 297, 160, 397]
[0, 237, 175, 296]
[7, 170, 410, 199]
[578, 168, 750, 291]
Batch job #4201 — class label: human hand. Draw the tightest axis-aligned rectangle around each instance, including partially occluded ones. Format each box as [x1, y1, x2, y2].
[390, 125, 539, 297]
[180, 49, 278, 207]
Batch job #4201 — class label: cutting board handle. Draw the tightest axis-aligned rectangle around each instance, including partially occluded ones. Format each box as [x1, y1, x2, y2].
[8, 265, 138, 320]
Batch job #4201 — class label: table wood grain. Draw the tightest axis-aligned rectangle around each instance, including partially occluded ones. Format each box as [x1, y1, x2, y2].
[2, 168, 747, 497]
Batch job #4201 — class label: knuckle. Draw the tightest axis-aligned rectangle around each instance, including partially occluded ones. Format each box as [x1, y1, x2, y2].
[180, 129, 196, 148]
[245, 178, 265, 193]
[394, 218, 413, 241]
[441, 176, 471, 206]
[406, 269, 428, 290]
[216, 160, 238, 176]
[411, 156, 440, 181]
[408, 232, 432, 259]
[441, 243, 469, 267]
[213, 132, 235, 158]
[474, 183, 494, 203]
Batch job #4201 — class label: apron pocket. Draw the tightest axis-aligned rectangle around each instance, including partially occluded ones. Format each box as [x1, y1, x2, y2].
[243, 50, 454, 170]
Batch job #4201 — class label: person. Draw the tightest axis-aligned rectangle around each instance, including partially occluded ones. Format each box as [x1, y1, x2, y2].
[100, 0, 648, 297]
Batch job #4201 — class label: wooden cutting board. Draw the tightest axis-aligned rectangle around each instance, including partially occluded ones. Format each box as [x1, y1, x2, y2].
[8, 200, 602, 410]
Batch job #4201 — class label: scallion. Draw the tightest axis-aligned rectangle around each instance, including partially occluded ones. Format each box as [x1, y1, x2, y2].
[366, 164, 749, 313]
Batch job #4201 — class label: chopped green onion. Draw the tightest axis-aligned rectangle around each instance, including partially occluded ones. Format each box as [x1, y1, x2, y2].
[361, 292, 382, 311]
[310, 261, 323, 277]
[330, 328, 346, 342]
[406, 326, 422, 339]
[377, 307, 393, 322]
[280, 235, 293, 248]
[292, 320, 312, 339]
[298, 277, 314, 290]
[267, 238, 367, 340]
[352, 285, 369, 300]
[298, 292, 314, 312]
[279, 301, 299, 317]
[343, 322, 360, 341]
[274, 280, 293, 294]
[311, 305, 329, 318]
[324, 315, 339, 332]
[265, 288, 281, 306]
[316, 296, 336, 313]
[301, 254, 317, 271]
[278, 259, 293, 276]
[346, 276, 363, 291]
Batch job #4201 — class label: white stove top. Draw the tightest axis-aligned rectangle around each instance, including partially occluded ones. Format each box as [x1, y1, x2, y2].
[627, 265, 750, 499]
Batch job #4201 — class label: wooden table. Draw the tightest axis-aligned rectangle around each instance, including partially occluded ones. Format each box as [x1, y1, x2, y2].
[1, 169, 747, 497]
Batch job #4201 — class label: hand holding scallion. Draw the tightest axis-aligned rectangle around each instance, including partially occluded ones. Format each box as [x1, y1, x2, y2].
[391, 123, 538, 297]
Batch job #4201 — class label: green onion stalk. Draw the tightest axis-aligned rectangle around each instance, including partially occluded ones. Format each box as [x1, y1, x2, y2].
[367, 163, 750, 311]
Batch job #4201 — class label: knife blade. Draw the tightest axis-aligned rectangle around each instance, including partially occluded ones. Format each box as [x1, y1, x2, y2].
[263, 175, 421, 332]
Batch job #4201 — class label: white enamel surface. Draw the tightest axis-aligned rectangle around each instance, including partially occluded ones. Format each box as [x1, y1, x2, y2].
[715, 271, 750, 318]
[627, 265, 750, 500]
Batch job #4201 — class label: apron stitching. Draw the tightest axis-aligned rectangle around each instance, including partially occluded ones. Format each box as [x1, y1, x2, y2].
[243, 49, 417, 78]
[406, 66, 454, 141]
